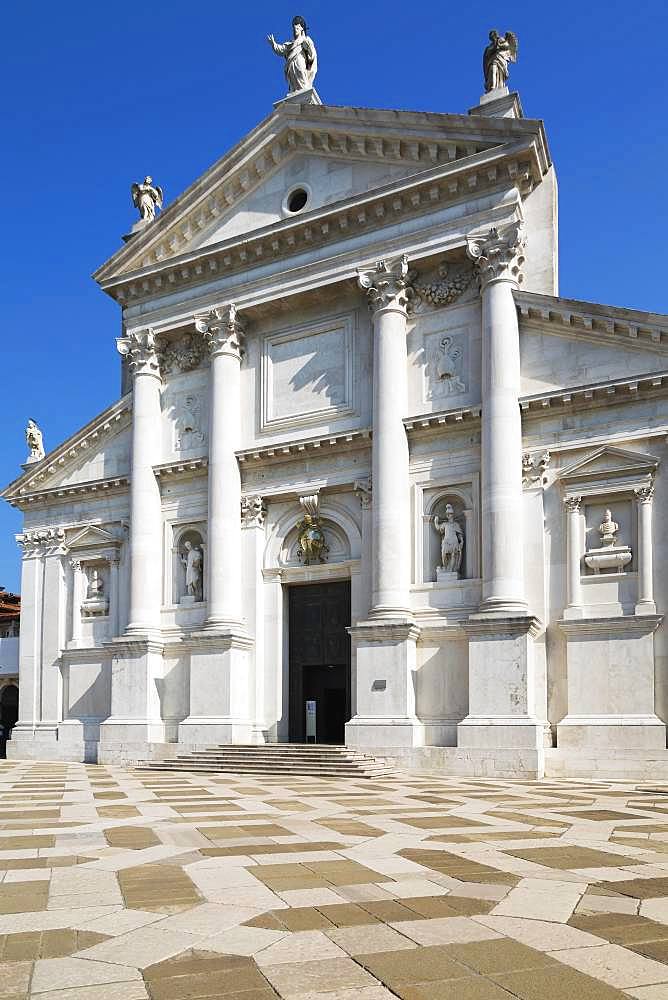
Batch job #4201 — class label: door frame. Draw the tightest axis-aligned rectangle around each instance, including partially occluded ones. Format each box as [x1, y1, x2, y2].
[287, 580, 351, 743]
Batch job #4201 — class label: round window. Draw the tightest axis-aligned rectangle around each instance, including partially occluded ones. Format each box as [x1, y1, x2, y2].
[286, 187, 309, 213]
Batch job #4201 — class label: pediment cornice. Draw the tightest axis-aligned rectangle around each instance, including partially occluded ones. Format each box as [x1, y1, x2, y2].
[94, 104, 549, 302]
[1, 395, 131, 505]
[98, 136, 544, 307]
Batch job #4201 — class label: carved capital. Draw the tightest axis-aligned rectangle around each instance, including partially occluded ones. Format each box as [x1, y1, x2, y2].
[17, 527, 67, 557]
[353, 478, 372, 510]
[196, 304, 245, 360]
[563, 495, 582, 514]
[466, 222, 526, 288]
[635, 485, 655, 504]
[522, 450, 550, 489]
[358, 255, 412, 315]
[241, 495, 266, 528]
[116, 328, 161, 378]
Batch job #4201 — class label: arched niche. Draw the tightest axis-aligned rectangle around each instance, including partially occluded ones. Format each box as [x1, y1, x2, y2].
[172, 525, 206, 604]
[264, 498, 362, 572]
[424, 488, 472, 583]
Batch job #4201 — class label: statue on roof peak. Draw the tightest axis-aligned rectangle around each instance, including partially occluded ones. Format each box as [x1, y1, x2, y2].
[483, 30, 518, 93]
[267, 15, 318, 95]
[131, 176, 163, 223]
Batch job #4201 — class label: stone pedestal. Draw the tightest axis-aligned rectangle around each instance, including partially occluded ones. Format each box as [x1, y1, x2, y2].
[274, 87, 321, 109]
[179, 632, 254, 745]
[458, 616, 546, 761]
[346, 620, 424, 748]
[98, 637, 166, 764]
[557, 615, 665, 751]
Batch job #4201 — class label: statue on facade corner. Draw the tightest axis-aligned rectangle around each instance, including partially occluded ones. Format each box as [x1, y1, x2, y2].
[267, 16, 317, 94]
[434, 504, 465, 576]
[483, 30, 518, 92]
[25, 419, 45, 464]
[131, 176, 163, 222]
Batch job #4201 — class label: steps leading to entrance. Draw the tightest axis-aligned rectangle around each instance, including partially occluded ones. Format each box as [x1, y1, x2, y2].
[135, 743, 393, 778]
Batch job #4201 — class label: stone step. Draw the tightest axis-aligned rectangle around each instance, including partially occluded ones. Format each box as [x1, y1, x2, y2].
[135, 743, 393, 777]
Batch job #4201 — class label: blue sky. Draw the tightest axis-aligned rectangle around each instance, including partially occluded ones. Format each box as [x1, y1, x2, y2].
[1, 1, 666, 592]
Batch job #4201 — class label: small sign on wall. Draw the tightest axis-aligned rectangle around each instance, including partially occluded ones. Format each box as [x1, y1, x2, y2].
[305, 700, 316, 743]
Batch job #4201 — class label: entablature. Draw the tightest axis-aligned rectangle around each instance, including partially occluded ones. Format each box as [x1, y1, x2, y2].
[519, 370, 668, 418]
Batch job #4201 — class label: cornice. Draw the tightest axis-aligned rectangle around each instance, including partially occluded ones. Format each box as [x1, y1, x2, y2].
[154, 458, 208, 479]
[404, 406, 482, 433]
[6, 475, 130, 511]
[236, 427, 371, 466]
[95, 104, 550, 288]
[2, 395, 132, 503]
[519, 370, 668, 418]
[516, 290, 668, 352]
[558, 614, 663, 639]
[98, 138, 542, 306]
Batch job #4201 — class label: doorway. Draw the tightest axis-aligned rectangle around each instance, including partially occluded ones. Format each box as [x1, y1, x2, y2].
[288, 581, 351, 744]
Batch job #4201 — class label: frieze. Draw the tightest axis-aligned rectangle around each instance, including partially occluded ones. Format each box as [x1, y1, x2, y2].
[410, 260, 476, 311]
[158, 334, 208, 375]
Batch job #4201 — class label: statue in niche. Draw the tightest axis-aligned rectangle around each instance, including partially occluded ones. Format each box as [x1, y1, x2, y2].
[131, 176, 163, 222]
[433, 336, 466, 395]
[433, 503, 465, 577]
[483, 30, 518, 92]
[25, 419, 45, 464]
[598, 509, 619, 547]
[175, 395, 205, 451]
[267, 16, 317, 94]
[180, 540, 203, 602]
[86, 568, 105, 599]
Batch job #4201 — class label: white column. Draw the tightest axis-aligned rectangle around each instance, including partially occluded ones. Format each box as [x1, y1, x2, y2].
[635, 485, 656, 614]
[70, 559, 83, 647]
[467, 223, 527, 614]
[116, 329, 163, 635]
[563, 495, 583, 618]
[109, 557, 120, 636]
[358, 256, 411, 618]
[196, 305, 245, 630]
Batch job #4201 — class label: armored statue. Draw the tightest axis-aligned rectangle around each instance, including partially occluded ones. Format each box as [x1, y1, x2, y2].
[483, 30, 518, 92]
[434, 503, 465, 576]
[181, 540, 203, 601]
[131, 176, 163, 222]
[267, 16, 317, 94]
[598, 509, 619, 547]
[25, 419, 45, 464]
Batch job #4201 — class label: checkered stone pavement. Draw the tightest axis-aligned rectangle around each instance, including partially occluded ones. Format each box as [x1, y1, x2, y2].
[4, 763, 668, 997]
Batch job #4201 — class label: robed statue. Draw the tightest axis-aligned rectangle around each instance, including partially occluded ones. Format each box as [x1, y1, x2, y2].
[483, 30, 518, 92]
[131, 176, 163, 223]
[25, 419, 45, 464]
[181, 540, 203, 602]
[267, 16, 317, 94]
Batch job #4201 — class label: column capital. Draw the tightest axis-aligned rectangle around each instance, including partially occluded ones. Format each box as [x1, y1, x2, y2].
[196, 304, 245, 360]
[241, 495, 266, 528]
[466, 222, 526, 288]
[635, 484, 655, 504]
[358, 255, 412, 315]
[116, 328, 161, 379]
[563, 495, 582, 513]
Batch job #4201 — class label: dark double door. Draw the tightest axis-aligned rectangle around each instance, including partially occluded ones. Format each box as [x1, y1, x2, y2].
[288, 581, 351, 744]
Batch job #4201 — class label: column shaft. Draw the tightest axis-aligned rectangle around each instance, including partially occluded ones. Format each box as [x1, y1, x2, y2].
[636, 487, 655, 612]
[70, 561, 83, 647]
[565, 498, 583, 615]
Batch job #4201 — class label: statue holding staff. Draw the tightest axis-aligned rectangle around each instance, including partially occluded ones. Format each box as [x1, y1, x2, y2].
[267, 16, 317, 94]
[131, 176, 163, 223]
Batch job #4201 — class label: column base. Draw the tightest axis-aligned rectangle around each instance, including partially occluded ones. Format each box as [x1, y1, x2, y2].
[6, 724, 59, 761]
[178, 719, 256, 746]
[346, 716, 425, 749]
[99, 719, 171, 765]
[557, 715, 666, 752]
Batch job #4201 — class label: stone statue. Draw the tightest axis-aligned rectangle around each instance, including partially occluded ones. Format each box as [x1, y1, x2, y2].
[25, 419, 45, 464]
[181, 540, 203, 601]
[434, 337, 466, 395]
[434, 504, 465, 576]
[483, 30, 518, 93]
[175, 395, 205, 451]
[87, 568, 104, 599]
[131, 176, 163, 223]
[267, 16, 317, 94]
[598, 509, 619, 547]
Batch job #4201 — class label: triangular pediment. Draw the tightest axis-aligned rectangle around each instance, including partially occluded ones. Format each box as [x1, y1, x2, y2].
[2, 396, 132, 506]
[94, 103, 548, 288]
[561, 446, 659, 483]
[67, 524, 120, 551]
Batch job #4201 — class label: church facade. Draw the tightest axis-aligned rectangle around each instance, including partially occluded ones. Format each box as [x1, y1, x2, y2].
[3, 77, 668, 779]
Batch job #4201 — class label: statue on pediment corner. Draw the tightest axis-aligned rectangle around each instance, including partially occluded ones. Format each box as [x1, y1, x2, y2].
[483, 30, 518, 93]
[267, 16, 317, 94]
[131, 176, 163, 223]
[25, 419, 45, 464]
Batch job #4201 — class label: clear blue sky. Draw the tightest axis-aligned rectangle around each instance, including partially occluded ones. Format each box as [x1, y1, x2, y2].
[1, 2, 666, 592]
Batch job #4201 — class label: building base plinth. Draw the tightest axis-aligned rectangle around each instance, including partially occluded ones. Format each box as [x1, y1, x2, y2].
[179, 630, 255, 746]
[6, 724, 60, 761]
[557, 715, 666, 752]
[178, 719, 255, 746]
[345, 715, 425, 749]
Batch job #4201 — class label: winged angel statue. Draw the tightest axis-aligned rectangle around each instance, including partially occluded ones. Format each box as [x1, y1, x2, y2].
[131, 176, 163, 223]
[483, 30, 518, 93]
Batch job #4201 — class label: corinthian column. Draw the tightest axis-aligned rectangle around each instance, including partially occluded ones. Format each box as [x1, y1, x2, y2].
[116, 329, 162, 634]
[357, 256, 412, 618]
[635, 485, 656, 614]
[467, 223, 527, 614]
[196, 305, 245, 630]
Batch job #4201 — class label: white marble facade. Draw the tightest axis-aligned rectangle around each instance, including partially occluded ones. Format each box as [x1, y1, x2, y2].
[3, 89, 667, 779]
